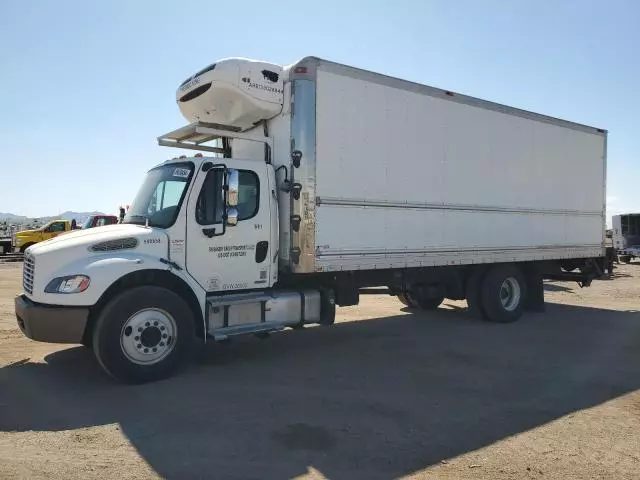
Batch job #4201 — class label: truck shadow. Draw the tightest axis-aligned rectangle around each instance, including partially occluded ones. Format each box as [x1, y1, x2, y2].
[1, 302, 640, 479]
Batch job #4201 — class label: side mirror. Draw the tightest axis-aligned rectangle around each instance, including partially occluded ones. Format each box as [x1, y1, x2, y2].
[227, 169, 239, 207]
[226, 207, 238, 227]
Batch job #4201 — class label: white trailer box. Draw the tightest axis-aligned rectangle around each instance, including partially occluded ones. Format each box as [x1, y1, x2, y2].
[232, 58, 607, 274]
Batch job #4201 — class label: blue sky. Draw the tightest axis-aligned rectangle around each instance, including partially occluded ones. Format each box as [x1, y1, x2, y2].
[0, 0, 637, 225]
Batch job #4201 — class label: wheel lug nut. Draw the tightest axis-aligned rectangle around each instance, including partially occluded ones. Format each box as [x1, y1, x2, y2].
[162, 333, 167, 338]
[134, 336, 139, 341]
[138, 327, 143, 332]
[152, 348, 157, 352]
[154, 321, 158, 326]
[159, 342, 165, 347]
[145, 322, 150, 327]
[137, 344, 142, 348]
[160, 326, 165, 331]
[144, 348, 149, 353]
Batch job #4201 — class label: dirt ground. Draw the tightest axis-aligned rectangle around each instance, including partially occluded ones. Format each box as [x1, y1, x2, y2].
[0, 262, 639, 480]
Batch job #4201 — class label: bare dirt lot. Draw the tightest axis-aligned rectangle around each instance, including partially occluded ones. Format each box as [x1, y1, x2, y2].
[1, 262, 639, 480]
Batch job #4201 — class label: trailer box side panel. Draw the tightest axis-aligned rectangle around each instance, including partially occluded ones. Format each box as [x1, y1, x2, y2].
[312, 63, 606, 272]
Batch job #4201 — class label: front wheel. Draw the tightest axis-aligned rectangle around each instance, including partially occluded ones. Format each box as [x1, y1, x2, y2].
[92, 286, 195, 384]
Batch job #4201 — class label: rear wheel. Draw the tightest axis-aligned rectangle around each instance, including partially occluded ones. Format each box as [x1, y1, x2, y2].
[92, 286, 195, 384]
[480, 265, 527, 323]
[415, 294, 445, 310]
[398, 285, 443, 310]
[397, 292, 417, 308]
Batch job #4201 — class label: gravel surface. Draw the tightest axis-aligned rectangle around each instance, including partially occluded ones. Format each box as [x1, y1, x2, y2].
[1, 262, 639, 479]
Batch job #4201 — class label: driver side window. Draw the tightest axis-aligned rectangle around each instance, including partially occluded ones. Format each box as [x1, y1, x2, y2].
[196, 169, 224, 225]
[196, 169, 259, 225]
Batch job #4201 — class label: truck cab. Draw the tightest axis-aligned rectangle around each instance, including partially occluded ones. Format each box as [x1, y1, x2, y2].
[121, 154, 278, 293]
[13, 219, 72, 252]
[14, 58, 333, 384]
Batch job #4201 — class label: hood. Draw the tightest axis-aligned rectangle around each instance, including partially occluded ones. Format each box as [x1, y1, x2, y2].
[29, 224, 163, 254]
[16, 229, 41, 236]
[23, 223, 171, 304]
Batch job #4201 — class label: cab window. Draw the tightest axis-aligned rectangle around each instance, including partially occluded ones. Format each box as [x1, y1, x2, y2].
[47, 222, 66, 232]
[196, 169, 259, 225]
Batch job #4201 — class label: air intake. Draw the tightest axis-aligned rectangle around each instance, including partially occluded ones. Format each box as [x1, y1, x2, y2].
[90, 237, 139, 252]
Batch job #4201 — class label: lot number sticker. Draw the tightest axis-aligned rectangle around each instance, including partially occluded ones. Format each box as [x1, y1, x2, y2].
[173, 168, 191, 178]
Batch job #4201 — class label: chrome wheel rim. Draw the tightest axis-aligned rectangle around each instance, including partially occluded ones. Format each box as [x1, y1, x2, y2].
[499, 277, 521, 311]
[120, 308, 177, 365]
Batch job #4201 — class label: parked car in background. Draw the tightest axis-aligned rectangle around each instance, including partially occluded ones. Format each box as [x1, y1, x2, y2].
[619, 245, 640, 264]
[80, 215, 119, 229]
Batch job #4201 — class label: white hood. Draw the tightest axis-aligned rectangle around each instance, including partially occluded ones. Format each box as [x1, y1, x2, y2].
[29, 224, 158, 254]
[25, 224, 171, 305]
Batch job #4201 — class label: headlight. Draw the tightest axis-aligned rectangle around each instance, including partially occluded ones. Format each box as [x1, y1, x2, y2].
[45, 275, 91, 294]
[14, 237, 22, 245]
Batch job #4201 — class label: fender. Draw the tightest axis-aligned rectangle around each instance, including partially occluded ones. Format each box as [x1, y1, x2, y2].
[38, 251, 207, 314]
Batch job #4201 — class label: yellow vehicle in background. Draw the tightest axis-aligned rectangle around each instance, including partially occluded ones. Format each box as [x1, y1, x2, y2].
[12, 219, 73, 253]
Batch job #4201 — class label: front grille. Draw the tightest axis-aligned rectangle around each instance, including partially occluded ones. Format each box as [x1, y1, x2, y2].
[23, 253, 35, 295]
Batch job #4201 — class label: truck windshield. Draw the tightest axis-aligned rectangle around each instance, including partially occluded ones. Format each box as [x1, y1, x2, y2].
[124, 162, 194, 229]
[81, 217, 94, 229]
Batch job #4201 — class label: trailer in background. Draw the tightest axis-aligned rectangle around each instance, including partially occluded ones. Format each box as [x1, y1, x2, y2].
[612, 213, 640, 263]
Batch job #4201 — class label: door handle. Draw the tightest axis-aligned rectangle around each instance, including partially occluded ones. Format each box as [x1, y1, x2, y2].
[202, 228, 217, 238]
[256, 241, 269, 263]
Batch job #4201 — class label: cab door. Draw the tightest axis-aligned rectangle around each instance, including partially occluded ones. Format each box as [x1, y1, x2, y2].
[185, 159, 273, 293]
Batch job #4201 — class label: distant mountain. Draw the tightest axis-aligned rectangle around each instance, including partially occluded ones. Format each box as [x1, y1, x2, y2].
[58, 211, 107, 222]
[0, 213, 28, 222]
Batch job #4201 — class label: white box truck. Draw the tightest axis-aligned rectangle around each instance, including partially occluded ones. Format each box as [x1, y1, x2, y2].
[15, 57, 609, 383]
[612, 213, 640, 262]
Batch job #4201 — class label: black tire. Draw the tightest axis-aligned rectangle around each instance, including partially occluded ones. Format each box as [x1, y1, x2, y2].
[92, 285, 195, 384]
[397, 292, 417, 308]
[20, 243, 34, 253]
[415, 294, 445, 310]
[480, 265, 527, 323]
[318, 288, 336, 326]
[465, 267, 488, 319]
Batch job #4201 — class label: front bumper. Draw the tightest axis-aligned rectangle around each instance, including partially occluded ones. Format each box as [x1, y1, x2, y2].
[15, 294, 90, 344]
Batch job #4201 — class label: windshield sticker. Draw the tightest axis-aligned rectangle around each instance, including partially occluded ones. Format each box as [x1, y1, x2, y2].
[173, 168, 191, 178]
